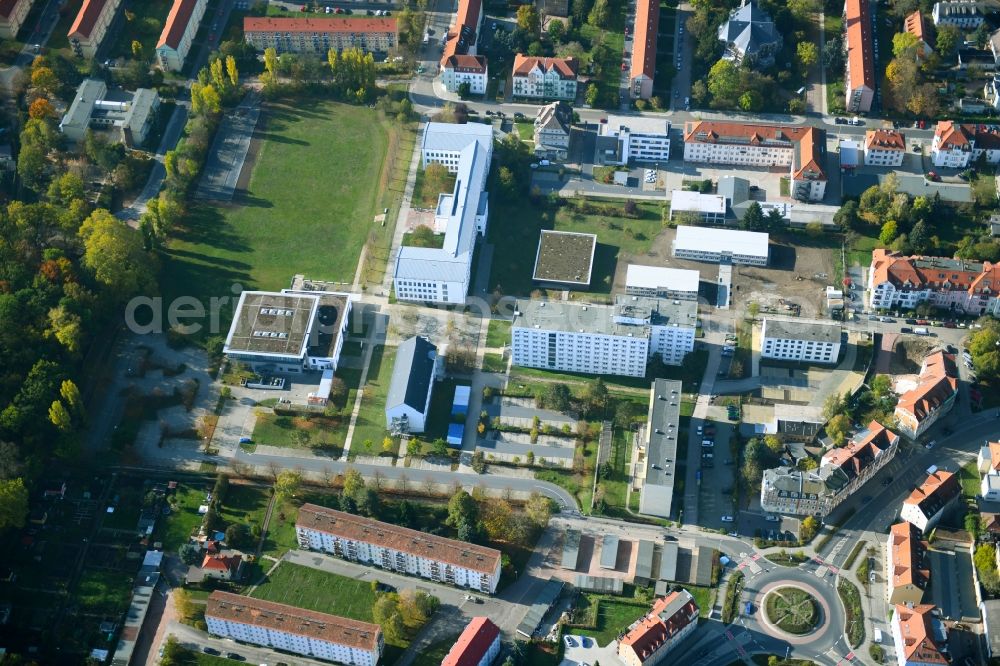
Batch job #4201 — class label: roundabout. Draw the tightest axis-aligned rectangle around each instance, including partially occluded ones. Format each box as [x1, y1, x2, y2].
[764, 586, 820, 635]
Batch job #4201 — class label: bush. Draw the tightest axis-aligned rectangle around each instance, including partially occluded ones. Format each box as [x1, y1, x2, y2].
[838, 580, 865, 647]
[869, 644, 884, 663]
[721, 571, 745, 624]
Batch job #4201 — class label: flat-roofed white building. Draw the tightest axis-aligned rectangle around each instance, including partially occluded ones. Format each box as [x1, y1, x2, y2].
[396, 122, 492, 304]
[205, 591, 383, 665]
[669, 190, 726, 224]
[511, 296, 697, 377]
[625, 265, 700, 300]
[671, 226, 769, 266]
[761, 318, 842, 364]
[222, 289, 351, 374]
[60, 79, 161, 147]
[296, 504, 502, 593]
[155, 0, 207, 72]
[601, 115, 670, 164]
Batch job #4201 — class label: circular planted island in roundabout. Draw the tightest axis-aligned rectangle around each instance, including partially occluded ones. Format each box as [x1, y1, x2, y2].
[763, 586, 820, 635]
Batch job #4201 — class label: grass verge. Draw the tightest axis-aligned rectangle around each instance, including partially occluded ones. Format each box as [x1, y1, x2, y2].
[838, 579, 865, 648]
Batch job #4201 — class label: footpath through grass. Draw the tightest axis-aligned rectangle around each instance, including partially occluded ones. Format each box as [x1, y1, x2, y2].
[162, 101, 400, 313]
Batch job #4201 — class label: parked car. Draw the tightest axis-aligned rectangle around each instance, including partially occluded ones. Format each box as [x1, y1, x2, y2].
[900, 327, 913, 333]
[721, 515, 735, 523]
[766, 515, 780, 522]
[202, 648, 221, 656]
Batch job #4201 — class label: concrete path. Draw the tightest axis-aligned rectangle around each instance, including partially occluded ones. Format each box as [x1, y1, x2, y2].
[380, 122, 426, 297]
[117, 101, 190, 224]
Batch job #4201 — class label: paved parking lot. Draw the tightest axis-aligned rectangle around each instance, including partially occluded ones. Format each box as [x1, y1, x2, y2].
[693, 419, 738, 529]
[562, 634, 623, 664]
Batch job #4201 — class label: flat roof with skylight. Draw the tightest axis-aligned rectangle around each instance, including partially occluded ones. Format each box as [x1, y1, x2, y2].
[224, 291, 317, 358]
[532, 230, 598, 287]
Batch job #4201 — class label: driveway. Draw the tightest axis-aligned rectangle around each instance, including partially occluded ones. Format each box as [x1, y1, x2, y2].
[562, 634, 622, 664]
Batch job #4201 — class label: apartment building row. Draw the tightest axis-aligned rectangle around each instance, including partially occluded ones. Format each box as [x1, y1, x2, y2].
[68, 0, 122, 59]
[886, 521, 930, 606]
[0, 0, 33, 39]
[844, 0, 876, 113]
[761, 421, 899, 516]
[205, 591, 383, 665]
[512, 55, 578, 100]
[867, 248, 1000, 316]
[901, 468, 961, 532]
[638, 380, 683, 520]
[510, 296, 698, 378]
[671, 226, 770, 266]
[295, 504, 503, 593]
[394, 122, 492, 305]
[760, 318, 842, 365]
[617, 590, 699, 666]
[629, 0, 659, 99]
[932, 0, 988, 26]
[893, 350, 958, 440]
[931, 120, 1000, 167]
[440, 0, 484, 91]
[243, 17, 398, 55]
[682, 120, 826, 202]
[864, 129, 906, 166]
[156, 0, 207, 72]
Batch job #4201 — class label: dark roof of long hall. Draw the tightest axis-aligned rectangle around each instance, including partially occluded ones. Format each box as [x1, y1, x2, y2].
[386, 336, 437, 412]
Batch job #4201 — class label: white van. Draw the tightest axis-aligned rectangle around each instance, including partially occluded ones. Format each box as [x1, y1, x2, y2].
[874, 628, 883, 643]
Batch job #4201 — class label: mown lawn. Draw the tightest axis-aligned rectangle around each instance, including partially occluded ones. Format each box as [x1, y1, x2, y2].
[252, 412, 346, 457]
[107, 0, 173, 60]
[157, 482, 211, 551]
[347, 344, 395, 458]
[250, 562, 377, 620]
[162, 102, 399, 317]
[218, 484, 270, 533]
[485, 319, 512, 348]
[573, 598, 648, 647]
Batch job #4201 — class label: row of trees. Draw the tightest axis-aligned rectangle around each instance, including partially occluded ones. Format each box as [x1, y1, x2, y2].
[259, 46, 377, 102]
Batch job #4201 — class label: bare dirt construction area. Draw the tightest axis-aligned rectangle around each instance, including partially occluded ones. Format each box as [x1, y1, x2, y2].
[617, 227, 836, 316]
[887, 337, 939, 375]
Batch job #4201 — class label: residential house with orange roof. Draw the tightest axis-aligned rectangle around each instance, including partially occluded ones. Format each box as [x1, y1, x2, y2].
[511, 55, 578, 100]
[0, 0, 34, 40]
[867, 248, 1000, 315]
[904, 10, 934, 57]
[155, 0, 207, 72]
[864, 129, 906, 166]
[441, 53, 488, 94]
[885, 522, 930, 606]
[68, 0, 122, 59]
[439, 0, 483, 69]
[682, 121, 826, 201]
[844, 0, 875, 113]
[295, 504, 502, 593]
[901, 469, 961, 532]
[198, 553, 243, 581]
[206, 591, 383, 665]
[890, 603, 949, 666]
[761, 421, 899, 516]
[894, 351, 958, 440]
[977, 441, 1000, 500]
[932, 120, 974, 167]
[441, 617, 500, 666]
[629, 0, 659, 99]
[244, 17, 398, 55]
[617, 589, 699, 666]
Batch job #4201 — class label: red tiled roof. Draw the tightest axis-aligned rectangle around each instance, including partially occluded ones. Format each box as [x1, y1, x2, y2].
[893, 604, 948, 664]
[793, 127, 827, 181]
[986, 442, 1000, 472]
[685, 121, 826, 180]
[619, 591, 698, 662]
[904, 470, 961, 515]
[845, 0, 875, 91]
[934, 120, 973, 150]
[822, 421, 898, 481]
[441, 617, 500, 666]
[904, 10, 933, 48]
[512, 54, 578, 79]
[443, 54, 486, 73]
[157, 0, 201, 50]
[896, 351, 958, 425]
[631, 0, 659, 80]
[440, 0, 482, 65]
[297, 504, 502, 575]
[207, 591, 381, 651]
[69, 0, 113, 40]
[869, 248, 1000, 297]
[243, 16, 398, 34]
[888, 522, 930, 592]
[865, 129, 906, 151]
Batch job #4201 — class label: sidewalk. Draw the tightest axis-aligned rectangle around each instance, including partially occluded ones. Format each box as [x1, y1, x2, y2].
[379, 122, 426, 297]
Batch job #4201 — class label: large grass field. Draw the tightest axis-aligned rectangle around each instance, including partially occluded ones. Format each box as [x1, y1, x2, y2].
[162, 101, 407, 314]
[250, 562, 377, 620]
[487, 198, 663, 299]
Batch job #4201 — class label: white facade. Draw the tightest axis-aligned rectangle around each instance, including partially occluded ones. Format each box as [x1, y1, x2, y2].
[296, 524, 501, 594]
[865, 146, 905, 166]
[625, 265, 700, 300]
[671, 226, 769, 266]
[669, 190, 726, 224]
[511, 297, 697, 377]
[512, 56, 578, 100]
[156, 0, 207, 72]
[397, 122, 492, 304]
[441, 56, 488, 94]
[683, 136, 794, 167]
[60, 79, 161, 146]
[760, 318, 841, 364]
[602, 115, 670, 164]
[206, 614, 380, 666]
[979, 444, 1000, 501]
[932, 0, 985, 26]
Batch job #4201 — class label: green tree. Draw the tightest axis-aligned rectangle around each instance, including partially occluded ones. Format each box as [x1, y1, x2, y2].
[738, 90, 762, 111]
[539, 383, 571, 411]
[343, 467, 365, 499]
[585, 83, 599, 106]
[892, 31, 921, 60]
[588, 0, 610, 27]
[870, 374, 893, 399]
[446, 489, 478, 528]
[78, 209, 155, 297]
[707, 59, 740, 106]
[517, 4, 540, 35]
[801, 515, 820, 541]
[741, 201, 766, 231]
[797, 42, 819, 70]
[879, 219, 898, 246]
[763, 435, 784, 455]
[525, 492, 552, 526]
[275, 470, 301, 501]
[408, 225, 438, 248]
[48, 400, 72, 432]
[787, 0, 820, 20]
[826, 413, 851, 446]
[373, 593, 406, 641]
[457, 81, 471, 99]
[965, 512, 982, 539]
[935, 24, 961, 57]
[0, 478, 29, 530]
[547, 19, 566, 43]
[131, 40, 143, 60]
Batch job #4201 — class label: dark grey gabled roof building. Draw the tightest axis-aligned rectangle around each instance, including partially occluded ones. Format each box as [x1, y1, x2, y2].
[385, 336, 441, 435]
[718, 0, 783, 68]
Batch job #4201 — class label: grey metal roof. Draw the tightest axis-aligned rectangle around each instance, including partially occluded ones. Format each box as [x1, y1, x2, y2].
[394, 247, 472, 281]
[386, 336, 437, 413]
[516, 579, 564, 638]
[600, 534, 619, 569]
[421, 121, 493, 154]
[718, 1, 782, 62]
[561, 529, 580, 569]
[658, 542, 679, 581]
[640, 379, 683, 519]
[575, 574, 624, 594]
[762, 318, 841, 344]
[635, 540, 655, 580]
